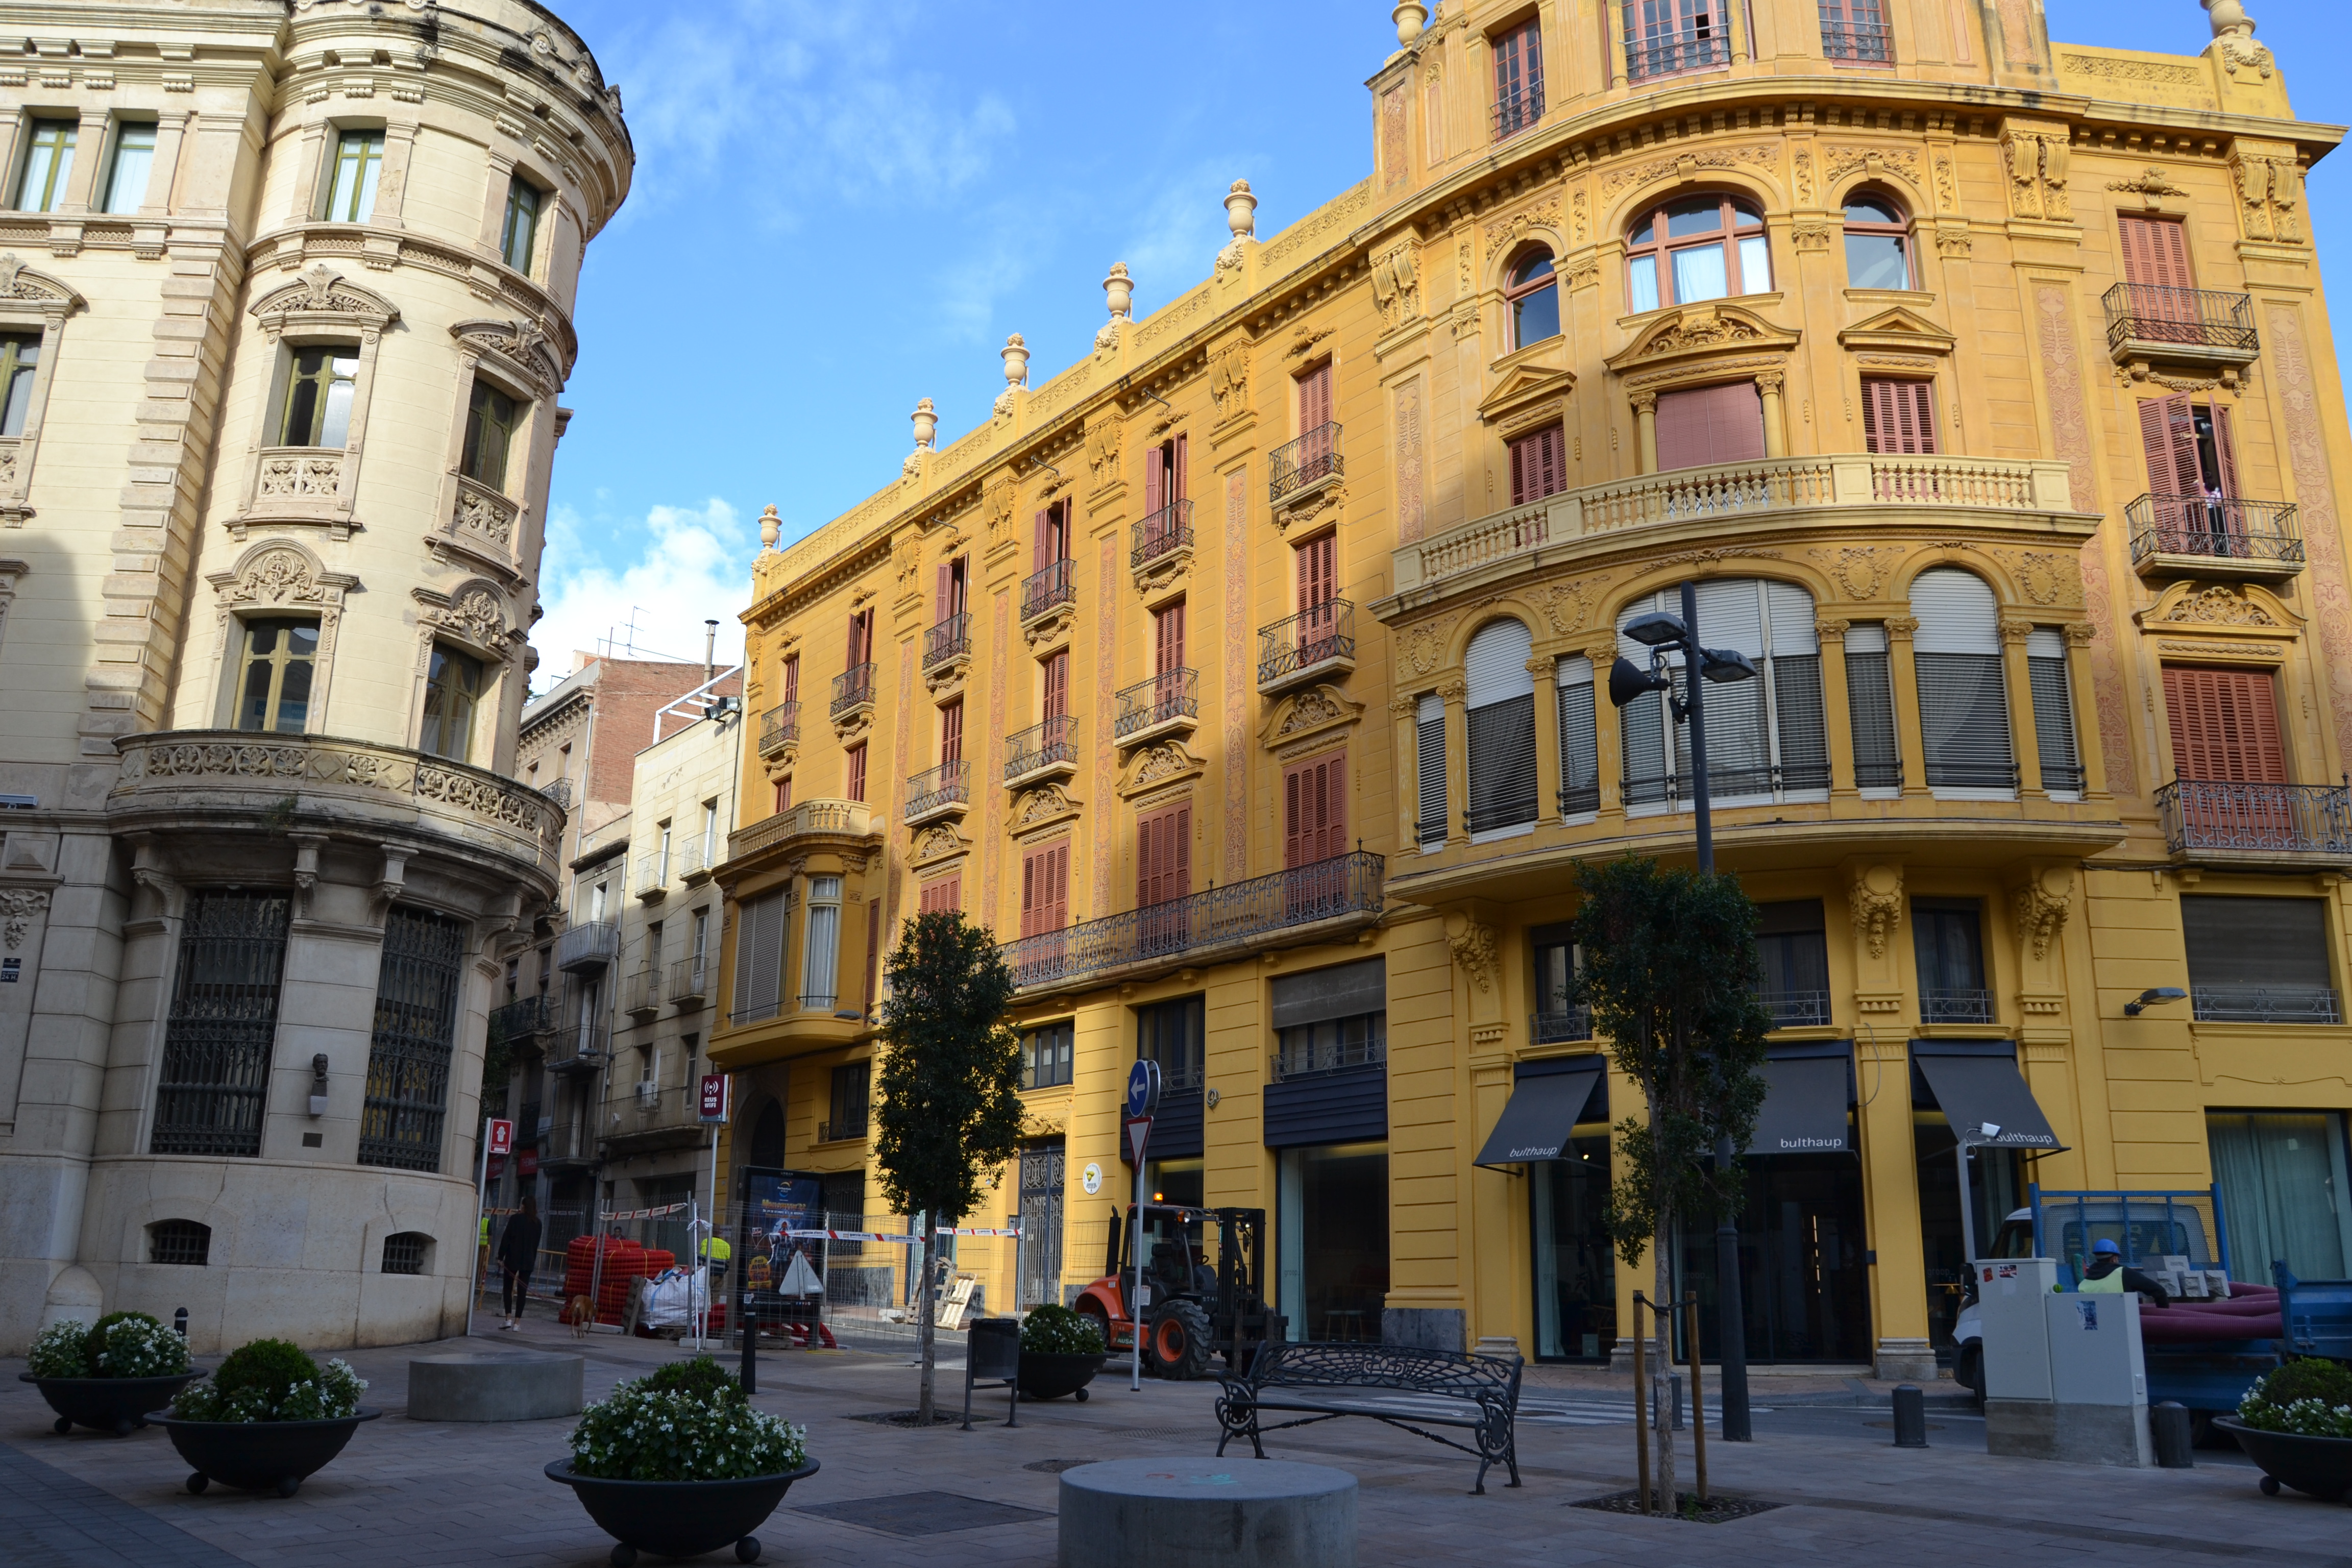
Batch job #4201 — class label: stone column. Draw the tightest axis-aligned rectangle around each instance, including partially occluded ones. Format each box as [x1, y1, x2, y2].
[1529, 656, 1561, 826]
[1757, 370, 1787, 458]
[2001, 616, 2044, 797]
[1390, 697, 1419, 848]
[2062, 623, 2110, 798]
[1631, 391, 1658, 475]
[1440, 678, 1468, 846]
[1885, 616, 1928, 795]
[1586, 635, 1625, 831]
[140, 113, 191, 217]
[1818, 618, 1857, 796]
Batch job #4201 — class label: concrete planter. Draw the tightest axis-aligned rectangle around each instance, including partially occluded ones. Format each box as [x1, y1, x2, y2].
[1018, 1351, 1106, 1403]
[19, 1372, 197, 1436]
[545, 1457, 820, 1566]
[2217, 1417, 2352, 1501]
[152, 1410, 381, 1497]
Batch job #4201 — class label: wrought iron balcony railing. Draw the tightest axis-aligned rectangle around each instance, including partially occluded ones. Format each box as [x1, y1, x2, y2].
[681, 840, 714, 879]
[488, 992, 559, 1042]
[1258, 600, 1355, 689]
[1114, 669, 1198, 740]
[1759, 989, 1831, 1028]
[830, 663, 875, 718]
[923, 611, 971, 671]
[624, 967, 662, 1016]
[759, 700, 800, 755]
[669, 957, 711, 1006]
[1133, 500, 1194, 569]
[1268, 422, 1342, 504]
[1531, 1008, 1593, 1045]
[1560, 779, 1602, 817]
[817, 1115, 869, 1143]
[1625, 29, 1730, 81]
[2102, 283, 2259, 357]
[2126, 495, 2302, 569]
[544, 1118, 595, 1164]
[1821, 19, 1893, 61]
[1021, 558, 1076, 622]
[553, 921, 620, 972]
[1270, 1032, 1387, 1082]
[906, 758, 971, 817]
[635, 853, 668, 897]
[1001, 850, 1385, 993]
[1920, 987, 1994, 1024]
[1005, 715, 1079, 782]
[2192, 985, 2342, 1025]
[1490, 80, 1544, 143]
[545, 1006, 609, 1071]
[2155, 778, 2352, 859]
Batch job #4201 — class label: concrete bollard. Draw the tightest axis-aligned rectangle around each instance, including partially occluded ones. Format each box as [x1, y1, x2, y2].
[1892, 1384, 1928, 1449]
[2152, 1401, 2195, 1469]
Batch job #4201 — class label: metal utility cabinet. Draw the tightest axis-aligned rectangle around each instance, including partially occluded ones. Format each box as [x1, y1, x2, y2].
[1980, 1257, 2154, 1467]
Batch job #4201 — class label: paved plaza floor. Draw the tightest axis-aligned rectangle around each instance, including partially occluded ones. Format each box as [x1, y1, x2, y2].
[4, 1314, 2340, 1568]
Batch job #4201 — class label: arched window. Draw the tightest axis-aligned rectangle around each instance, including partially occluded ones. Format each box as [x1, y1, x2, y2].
[1506, 249, 1560, 350]
[1909, 568, 2016, 795]
[420, 644, 481, 763]
[1843, 194, 1911, 290]
[1464, 619, 1537, 837]
[149, 1219, 211, 1266]
[1618, 580, 1827, 810]
[1626, 193, 1769, 312]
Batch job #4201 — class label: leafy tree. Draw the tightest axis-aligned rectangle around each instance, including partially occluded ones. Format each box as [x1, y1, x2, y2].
[1570, 855, 1771, 1512]
[875, 909, 1026, 1422]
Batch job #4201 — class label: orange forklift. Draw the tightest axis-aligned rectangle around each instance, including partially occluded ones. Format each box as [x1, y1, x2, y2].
[1072, 1204, 1284, 1379]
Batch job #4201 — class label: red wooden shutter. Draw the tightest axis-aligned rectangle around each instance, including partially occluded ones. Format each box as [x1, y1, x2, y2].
[1655, 382, 1766, 471]
[940, 699, 963, 764]
[1144, 442, 1164, 515]
[921, 876, 960, 915]
[782, 655, 798, 702]
[2210, 404, 2240, 496]
[1047, 842, 1069, 931]
[1283, 753, 1347, 867]
[845, 743, 867, 801]
[1296, 533, 1335, 612]
[1044, 650, 1069, 719]
[1298, 362, 1332, 432]
[2138, 395, 2203, 498]
[1020, 850, 1041, 936]
[2164, 667, 2285, 783]
[1173, 433, 1189, 502]
[1167, 807, 1189, 903]
[1508, 423, 1566, 504]
[2119, 215, 2194, 291]
[1861, 379, 1937, 455]
[935, 564, 948, 623]
[773, 778, 790, 814]
[1137, 813, 1159, 908]
[1033, 509, 1050, 574]
[1155, 601, 1186, 675]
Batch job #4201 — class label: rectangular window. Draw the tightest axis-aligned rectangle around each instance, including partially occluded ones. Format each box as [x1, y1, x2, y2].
[1033, 499, 1073, 574]
[323, 129, 384, 223]
[2183, 895, 2339, 1023]
[781, 654, 800, 702]
[730, 889, 787, 1023]
[1466, 689, 1537, 834]
[15, 119, 77, 213]
[1557, 655, 1600, 816]
[826, 1061, 870, 1138]
[150, 891, 291, 1157]
[1756, 900, 1830, 1026]
[462, 379, 522, 489]
[236, 617, 321, 734]
[1295, 530, 1336, 613]
[773, 775, 792, 814]
[1819, 0, 1892, 63]
[279, 344, 360, 448]
[800, 876, 842, 1010]
[919, 875, 961, 915]
[1624, 0, 1730, 81]
[1042, 649, 1070, 721]
[2118, 213, 2195, 292]
[844, 743, 866, 803]
[1531, 924, 1585, 1041]
[1138, 804, 1192, 904]
[1492, 18, 1545, 139]
[691, 908, 709, 967]
[1912, 898, 1991, 1023]
[1275, 1010, 1386, 1078]
[1154, 600, 1186, 675]
[103, 121, 156, 214]
[2026, 629, 2082, 796]
[357, 906, 466, 1171]
[1415, 693, 1447, 845]
[1137, 995, 1205, 1091]
[1283, 752, 1345, 867]
[939, 697, 964, 765]
[1508, 422, 1569, 505]
[500, 176, 543, 273]
[1844, 624, 1901, 793]
[419, 644, 482, 763]
[2163, 665, 2285, 783]
[1860, 378, 1937, 455]
[1297, 359, 1333, 435]
[1654, 381, 1765, 472]
[1021, 1020, 1074, 1090]
[0, 331, 38, 436]
[2208, 1112, 2352, 1283]
[1020, 840, 1069, 937]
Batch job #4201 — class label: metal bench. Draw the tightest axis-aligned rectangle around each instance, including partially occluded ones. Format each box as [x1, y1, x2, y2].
[1214, 1341, 1522, 1494]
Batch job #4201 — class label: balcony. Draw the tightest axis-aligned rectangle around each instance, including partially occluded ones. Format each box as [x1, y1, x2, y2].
[1021, 558, 1076, 626]
[1270, 1030, 1387, 1082]
[1000, 850, 1384, 996]
[605, 1083, 709, 1147]
[1268, 423, 1342, 506]
[2156, 779, 2352, 867]
[1759, 989, 1831, 1028]
[1258, 600, 1356, 695]
[830, 664, 876, 722]
[1389, 454, 2077, 599]
[624, 967, 662, 1019]
[680, 840, 714, 882]
[758, 700, 800, 758]
[1490, 81, 1544, 144]
[1132, 500, 1194, 573]
[1625, 30, 1730, 82]
[724, 797, 882, 867]
[1921, 988, 1994, 1025]
[1821, 19, 1893, 62]
[2191, 985, 2343, 1025]
[1005, 715, 1079, 788]
[2102, 283, 2260, 376]
[634, 853, 669, 901]
[553, 921, 621, 973]
[543, 1118, 595, 1167]
[1114, 669, 1198, 747]
[2127, 495, 2303, 580]
[923, 611, 971, 673]
[817, 1115, 869, 1144]
[488, 992, 559, 1043]
[905, 758, 971, 824]
[1531, 1008, 1592, 1045]
[669, 956, 711, 1007]
[545, 1006, 609, 1073]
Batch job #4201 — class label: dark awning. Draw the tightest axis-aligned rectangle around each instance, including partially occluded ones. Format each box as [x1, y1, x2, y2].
[1473, 1061, 1602, 1168]
[1914, 1044, 2062, 1150]
[1749, 1048, 1852, 1154]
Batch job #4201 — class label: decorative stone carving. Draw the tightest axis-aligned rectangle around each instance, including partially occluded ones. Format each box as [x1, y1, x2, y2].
[1810, 546, 1892, 600]
[0, 887, 49, 948]
[1119, 739, 1205, 798]
[2013, 870, 2073, 962]
[1446, 917, 1499, 993]
[1538, 576, 1608, 635]
[1012, 781, 1083, 836]
[416, 581, 520, 656]
[2001, 129, 2071, 221]
[213, 544, 351, 609]
[911, 822, 967, 867]
[1791, 223, 1834, 253]
[1371, 242, 1420, 331]
[2159, 584, 2278, 626]
[1482, 193, 1561, 250]
[452, 481, 517, 547]
[986, 474, 1018, 536]
[2230, 146, 2302, 244]
[451, 317, 563, 398]
[1824, 146, 1921, 187]
[1085, 417, 1122, 491]
[1210, 341, 1251, 419]
[1399, 617, 1457, 679]
[1599, 146, 1776, 198]
[1996, 549, 2072, 607]
[1849, 864, 1904, 960]
[1259, 684, 1363, 752]
[2108, 165, 2190, 200]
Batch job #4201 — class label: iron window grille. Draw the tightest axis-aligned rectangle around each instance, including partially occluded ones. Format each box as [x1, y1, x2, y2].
[1819, 0, 1892, 62]
[1757, 989, 1832, 1027]
[906, 758, 971, 816]
[1491, 79, 1545, 142]
[1920, 987, 1995, 1024]
[150, 892, 292, 1158]
[1623, 2, 1732, 81]
[2157, 779, 2352, 857]
[2191, 985, 2342, 1025]
[2101, 283, 2259, 356]
[381, 1232, 429, 1275]
[149, 1220, 212, 1266]
[487, 991, 559, 1042]
[358, 906, 465, 1172]
[1006, 715, 1080, 781]
[1271, 1011, 1386, 1080]
[759, 700, 801, 755]
[2125, 495, 2302, 566]
[1531, 1008, 1594, 1044]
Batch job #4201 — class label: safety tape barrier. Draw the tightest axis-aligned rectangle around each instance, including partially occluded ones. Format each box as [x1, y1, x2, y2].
[601, 1203, 693, 1222]
[779, 1225, 1022, 1244]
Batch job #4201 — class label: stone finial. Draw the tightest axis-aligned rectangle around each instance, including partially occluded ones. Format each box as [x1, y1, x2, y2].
[1394, 1, 1429, 46]
[1226, 180, 1257, 241]
[1001, 333, 1029, 388]
[911, 397, 937, 451]
[2204, 0, 2255, 36]
[758, 504, 781, 550]
[1103, 262, 1133, 321]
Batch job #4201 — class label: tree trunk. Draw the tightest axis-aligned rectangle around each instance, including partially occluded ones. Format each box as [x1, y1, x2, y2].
[1651, 1217, 1677, 1513]
[914, 1211, 936, 1423]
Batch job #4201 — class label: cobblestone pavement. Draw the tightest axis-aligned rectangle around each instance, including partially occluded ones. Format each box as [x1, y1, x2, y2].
[5, 1316, 2344, 1568]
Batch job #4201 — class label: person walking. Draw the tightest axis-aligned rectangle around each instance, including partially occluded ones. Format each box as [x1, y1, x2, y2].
[496, 1194, 542, 1331]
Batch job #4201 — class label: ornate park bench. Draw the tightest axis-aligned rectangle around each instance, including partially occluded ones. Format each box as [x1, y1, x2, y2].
[1213, 1340, 1522, 1494]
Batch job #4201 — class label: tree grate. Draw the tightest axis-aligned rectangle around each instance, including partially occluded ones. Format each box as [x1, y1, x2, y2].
[1570, 1488, 1783, 1524]
[791, 1489, 1052, 1536]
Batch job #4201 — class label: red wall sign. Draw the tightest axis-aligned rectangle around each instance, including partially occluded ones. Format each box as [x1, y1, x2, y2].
[699, 1073, 731, 1123]
[486, 1118, 514, 1156]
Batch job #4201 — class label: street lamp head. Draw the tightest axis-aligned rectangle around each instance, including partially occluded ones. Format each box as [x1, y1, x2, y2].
[2123, 986, 2189, 1017]
[1621, 610, 1688, 648]
[1608, 654, 1673, 709]
[1698, 647, 1759, 684]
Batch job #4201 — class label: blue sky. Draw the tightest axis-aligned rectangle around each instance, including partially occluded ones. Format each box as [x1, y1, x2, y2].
[526, 0, 2352, 684]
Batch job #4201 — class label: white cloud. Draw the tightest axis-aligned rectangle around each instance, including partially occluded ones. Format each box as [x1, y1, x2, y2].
[530, 498, 755, 690]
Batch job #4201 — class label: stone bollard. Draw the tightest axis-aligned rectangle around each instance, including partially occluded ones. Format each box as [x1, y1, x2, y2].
[1059, 1458, 1356, 1568]
[1892, 1384, 1928, 1449]
[2152, 1402, 2196, 1469]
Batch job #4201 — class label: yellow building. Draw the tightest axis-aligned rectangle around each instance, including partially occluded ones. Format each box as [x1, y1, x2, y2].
[711, 0, 2352, 1377]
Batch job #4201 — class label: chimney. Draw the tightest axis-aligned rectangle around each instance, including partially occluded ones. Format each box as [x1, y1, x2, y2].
[703, 620, 718, 684]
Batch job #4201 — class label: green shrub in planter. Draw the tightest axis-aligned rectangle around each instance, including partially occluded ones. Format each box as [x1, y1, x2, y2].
[171, 1339, 366, 1423]
[1019, 1303, 1105, 1356]
[27, 1312, 190, 1379]
[568, 1356, 807, 1482]
[2237, 1358, 2352, 1439]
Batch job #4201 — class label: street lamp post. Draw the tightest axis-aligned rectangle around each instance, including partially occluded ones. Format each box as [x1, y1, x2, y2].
[1607, 580, 1757, 1442]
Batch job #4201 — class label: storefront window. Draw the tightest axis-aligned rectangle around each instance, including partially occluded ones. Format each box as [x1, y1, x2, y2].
[1145, 1158, 1203, 1210]
[1277, 1142, 1389, 1342]
[1678, 1151, 1870, 1363]
[2209, 1111, 2352, 1283]
[1137, 995, 1204, 1092]
[1913, 1109, 2023, 1353]
[1532, 1131, 1615, 1360]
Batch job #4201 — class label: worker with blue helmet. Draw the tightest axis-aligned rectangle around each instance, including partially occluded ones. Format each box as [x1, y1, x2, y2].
[2078, 1238, 2172, 1306]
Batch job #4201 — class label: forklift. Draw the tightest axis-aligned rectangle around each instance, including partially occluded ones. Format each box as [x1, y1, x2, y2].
[1072, 1204, 1286, 1379]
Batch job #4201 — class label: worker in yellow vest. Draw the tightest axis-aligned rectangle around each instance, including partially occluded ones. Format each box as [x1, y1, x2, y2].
[700, 1233, 730, 1280]
[2078, 1238, 2172, 1306]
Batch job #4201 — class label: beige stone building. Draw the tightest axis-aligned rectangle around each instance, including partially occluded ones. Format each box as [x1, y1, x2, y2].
[0, 0, 630, 1353]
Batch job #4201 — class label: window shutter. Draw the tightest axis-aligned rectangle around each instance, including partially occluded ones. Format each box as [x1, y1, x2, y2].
[1655, 381, 1766, 472]
[1156, 601, 1186, 674]
[1415, 694, 1447, 841]
[1463, 620, 1538, 831]
[1844, 624, 1901, 790]
[1556, 656, 1599, 814]
[1169, 805, 1191, 897]
[2138, 395, 2202, 498]
[2026, 628, 2082, 794]
[2182, 895, 2332, 995]
[1033, 509, 1050, 575]
[1909, 568, 2014, 790]
[1296, 532, 1335, 611]
[1044, 650, 1069, 719]
[2164, 666, 2285, 783]
[2119, 214, 2194, 291]
[1144, 443, 1164, 515]
[782, 655, 797, 702]
[845, 743, 867, 801]
[1508, 423, 1566, 504]
[935, 564, 948, 624]
[2211, 404, 2240, 496]
[1021, 850, 1039, 936]
[1861, 378, 1935, 455]
[941, 699, 963, 764]
[1283, 755, 1343, 864]
[731, 892, 785, 1020]
[1299, 362, 1332, 431]
[1173, 432, 1188, 501]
